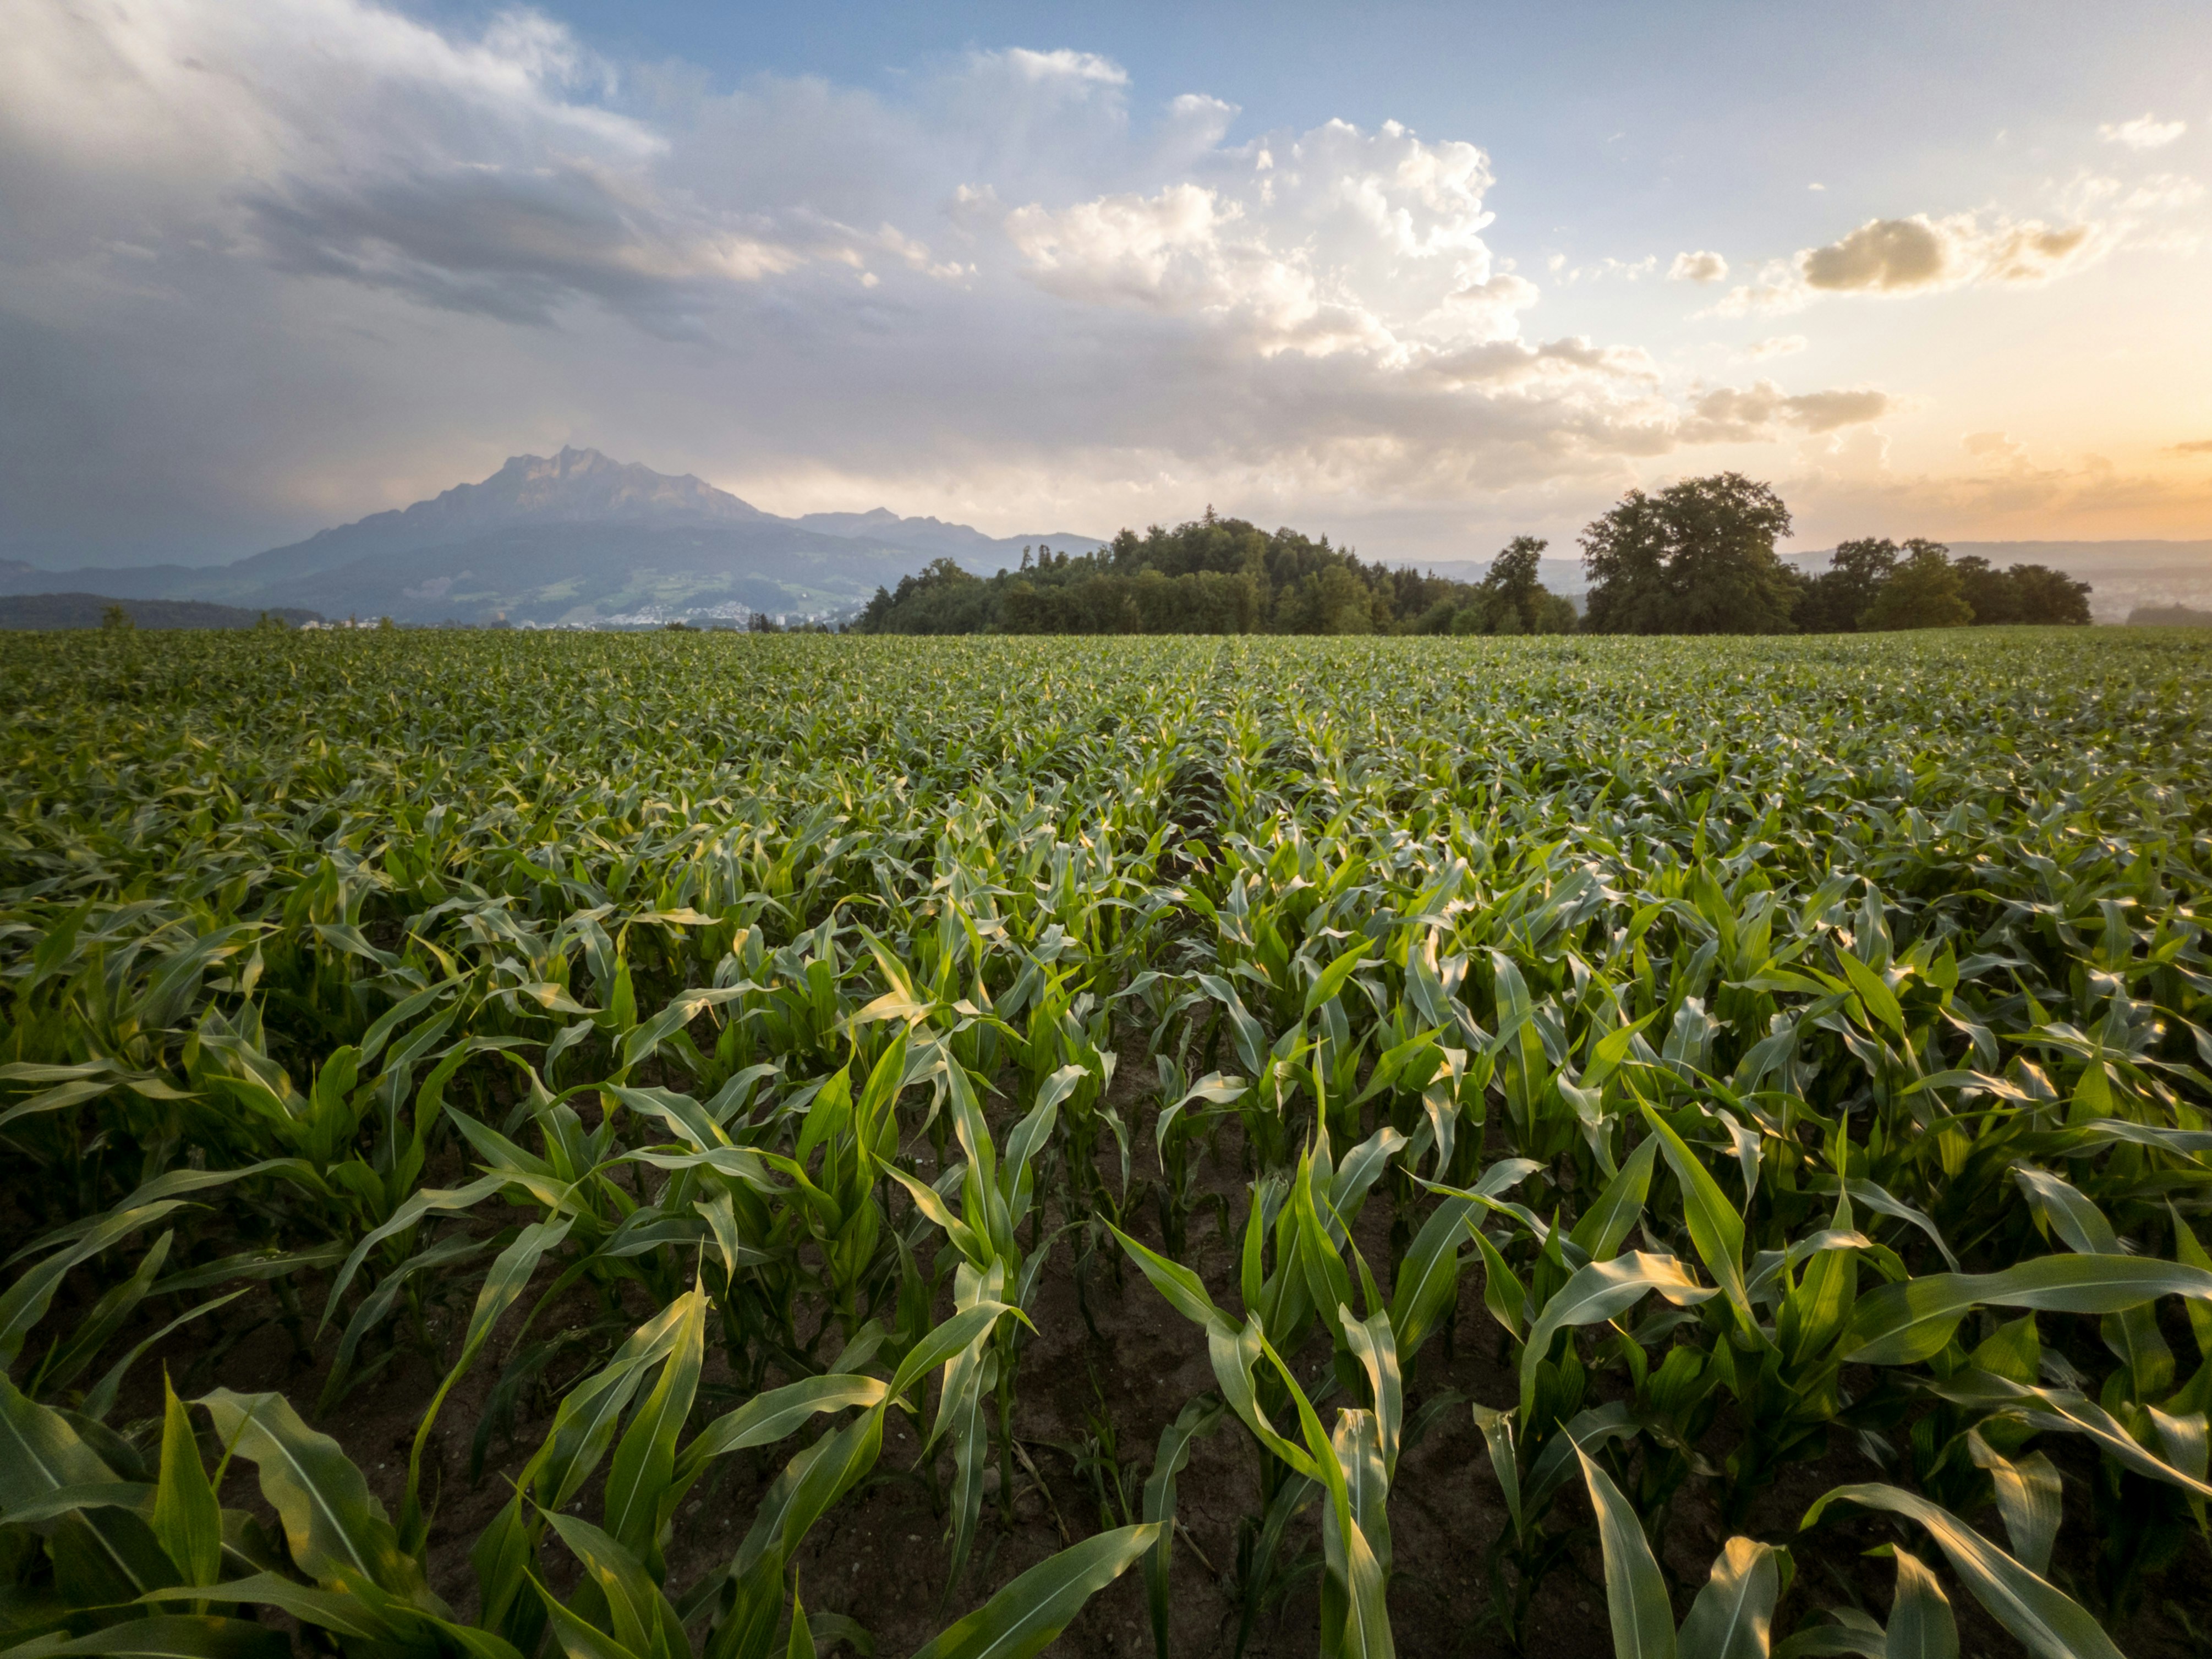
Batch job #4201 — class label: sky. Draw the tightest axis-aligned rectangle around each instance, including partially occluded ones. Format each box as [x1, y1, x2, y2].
[3, 0, 2209, 568]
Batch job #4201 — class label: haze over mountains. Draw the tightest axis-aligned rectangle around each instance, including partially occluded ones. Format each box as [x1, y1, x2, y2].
[0, 450, 1108, 627]
[4, 447, 2205, 627]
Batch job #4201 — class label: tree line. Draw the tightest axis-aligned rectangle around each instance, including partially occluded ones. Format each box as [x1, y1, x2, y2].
[853, 513, 1575, 637]
[851, 476, 2091, 636]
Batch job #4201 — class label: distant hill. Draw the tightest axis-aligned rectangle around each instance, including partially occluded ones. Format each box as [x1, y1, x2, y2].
[792, 508, 1103, 565]
[2128, 602, 2212, 627]
[0, 448, 1108, 627]
[0, 593, 322, 630]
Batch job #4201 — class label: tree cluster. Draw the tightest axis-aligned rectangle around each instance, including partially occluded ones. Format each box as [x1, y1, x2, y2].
[851, 512, 1578, 637]
[852, 478, 2095, 639]
[1795, 536, 2092, 631]
[1577, 473, 2093, 635]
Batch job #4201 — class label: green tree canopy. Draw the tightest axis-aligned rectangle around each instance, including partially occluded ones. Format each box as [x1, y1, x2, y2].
[1581, 473, 1800, 635]
[855, 514, 1482, 636]
[1797, 540, 2094, 633]
[1859, 538, 1973, 630]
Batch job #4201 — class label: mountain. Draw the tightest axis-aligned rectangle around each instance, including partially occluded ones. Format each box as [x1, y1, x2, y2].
[793, 508, 1104, 565]
[0, 449, 1108, 627]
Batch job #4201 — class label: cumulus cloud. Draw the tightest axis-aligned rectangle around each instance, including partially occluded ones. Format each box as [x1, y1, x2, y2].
[1709, 209, 2114, 316]
[1802, 214, 2093, 291]
[1668, 250, 1728, 282]
[0, 0, 1907, 565]
[1748, 336, 1806, 359]
[2101, 114, 2186, 151]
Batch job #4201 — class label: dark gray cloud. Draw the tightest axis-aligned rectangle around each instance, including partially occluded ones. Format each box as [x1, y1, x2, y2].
[1, 0, 1905, 566]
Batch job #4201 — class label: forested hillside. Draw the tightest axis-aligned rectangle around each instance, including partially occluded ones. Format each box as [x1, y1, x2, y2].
[853, 513, 1578, 636]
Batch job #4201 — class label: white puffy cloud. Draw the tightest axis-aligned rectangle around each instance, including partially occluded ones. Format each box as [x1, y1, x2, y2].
[1668, 250, 1728, 282]
[0, 0, 1907, 564]
[2100, 113, 2186, 151]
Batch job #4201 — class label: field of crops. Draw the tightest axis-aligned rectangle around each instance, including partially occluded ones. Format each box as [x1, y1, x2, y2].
[4, 626, 2211, 1659]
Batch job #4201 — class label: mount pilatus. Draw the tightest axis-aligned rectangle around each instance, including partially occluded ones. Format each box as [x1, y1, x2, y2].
[0, 449, 1104, 626]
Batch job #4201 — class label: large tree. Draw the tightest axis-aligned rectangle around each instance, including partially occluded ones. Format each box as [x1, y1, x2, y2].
[1581, 473, 1800, 634]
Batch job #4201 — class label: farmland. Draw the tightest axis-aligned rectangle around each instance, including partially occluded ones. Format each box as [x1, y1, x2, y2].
[4, 626, 2211, 1659]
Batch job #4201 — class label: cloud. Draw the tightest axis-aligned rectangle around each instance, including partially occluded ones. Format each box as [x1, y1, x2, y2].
[1668, 250, 1727, 282]
[1678, 380, 1891, 442]
[1962, 430, 2028, 465]
[1748, 335, 1806, 359]
[2100, 113, 2186, 151]
[1710, 209, 2112, 315]
[2172, 440, 2212, 456]
[1802, 214, 2091, 291]
[0, 0, 1913, 565]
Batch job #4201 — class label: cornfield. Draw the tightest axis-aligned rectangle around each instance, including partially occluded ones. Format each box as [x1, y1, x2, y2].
[3, 626, 2210, 1659]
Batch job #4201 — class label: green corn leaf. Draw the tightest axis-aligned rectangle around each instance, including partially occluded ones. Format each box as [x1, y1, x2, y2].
[1205, 1314, 1318, 1480]
[1639, 1104, 1753, 1330]
[604, 1288, 708, 1560]
[1305, 943, 1372, 1018]
[538, 1581, 647, 1659]
[1, 1374, 172, 1598]
[1677, 1537, 1782, 1659]
[317, 1173, 510, 1337]
[1884, 1548, 1957, 1659]
[1841, 1255, 2212, 1365]
[1577, 1446, 1676, 1659]
[1342, 1304, 1402, 1479]
[0, 1480, 156, 1526]
[2013, 1167, 2172, 1393]
[1965, 1434, 2061, 1579]
[46, 1240, 185, 1412]
[909, 1523, 1160, 1659]
[406, 1215, 574, 1542]
[151, 1378, 221, 1592]
[888, 1301, 1024, 1401]
[883, 1162, 987, 1266]
[1142, 1396, 1222, 1659]
[1470, 1404, 1520, 1531]
[136, 1570, 394, 1642]
[1106, 1221, 1223, 1328]
[1932, 1370, 2212, 1499]
[0, 1615, 291, 1659]
[0, 1202, 190, 1367]
[1771, 1613, 1887, 1659]
[1521, 1252, 1716, 1421]
[1836, 950, 1904, 1038]
[196, 1388, 427, 1603]
[676, 1375, 893, 1486]
[543, 1511, 688, 1659]
[83, 1288, 249, 1424]
[1469, 1225, 1528, 1342]
[1800, 1485, 2120, 1659]
[2170, 1204, 2212, 1364]
[1570, 1136, 1661, 1265]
